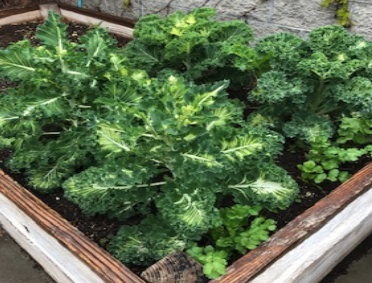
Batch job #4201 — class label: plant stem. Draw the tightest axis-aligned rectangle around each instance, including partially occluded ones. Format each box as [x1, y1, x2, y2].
[310, 78, 325, 113]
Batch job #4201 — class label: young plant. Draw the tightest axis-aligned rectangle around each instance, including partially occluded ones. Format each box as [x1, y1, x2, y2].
[249, 26, 372, 144]
[299, 115, 372, 184]
[0, 12, 127, 191]
[0, 11, 298, 271]
[66, 74, 298, 265]
[186, 205, 276, 279]
[186, 245, 229, 279]
[123, 8, 264, 87]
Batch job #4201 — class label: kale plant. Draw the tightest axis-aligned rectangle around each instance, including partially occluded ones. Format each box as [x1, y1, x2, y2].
[0, 12, 133, 191]
[0, 12, 298, 269]
[249, 26, 372, 144]
[68, 74, 298, 264]
[122, 8, 264, 86]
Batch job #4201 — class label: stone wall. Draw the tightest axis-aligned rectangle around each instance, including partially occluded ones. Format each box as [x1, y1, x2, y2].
[60, 0, 372, 40]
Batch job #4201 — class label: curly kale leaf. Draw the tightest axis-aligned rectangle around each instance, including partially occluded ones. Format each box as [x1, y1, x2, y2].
[109, 216, 188, 266]
[308, 25, 365, 57]
[332, 77, 372, 112]
[63, 159, 158, 219]
[157, 187, 219, 240]
[124, 8, 255, 84]
[250, 71, 310, 105]
[250, 25, 372, 144]
[229, 163, 299, 210]
[283, 112, 335, 143]
[255, 32, 308, 74]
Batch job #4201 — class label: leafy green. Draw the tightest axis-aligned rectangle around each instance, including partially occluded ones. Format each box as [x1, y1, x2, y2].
[321, 0, 351, 27]
[187, 205, 276, 279]
[0, 10, 303, 275]
[123, 8, 257, 85]
[250, 25, 372, 143]
[109, 216, 187, 265]
[187, 245, 228, 279]
[299, 115, 372, 184]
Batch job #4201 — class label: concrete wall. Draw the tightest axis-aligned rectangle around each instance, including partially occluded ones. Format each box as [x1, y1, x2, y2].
[60, 0, 372, 40]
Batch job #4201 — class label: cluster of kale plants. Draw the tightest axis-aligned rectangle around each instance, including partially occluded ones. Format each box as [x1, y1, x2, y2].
[0, 8, 371, 279]
[0, 10, 298, 279]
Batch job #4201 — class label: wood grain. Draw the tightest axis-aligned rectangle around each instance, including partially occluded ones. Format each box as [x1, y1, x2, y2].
[58, 3, 135, 28]
[0, 169, 145, 283]
[0, 0, 53, 10]
[142, 251, 205, 283]
[0, 5, 39, 18]
[0, 10, 42, 26]
[60, 8, 133, 38]
[0, 192, 105, 283]
[212, 162, 372, 283]
[250, 184, 372, 283]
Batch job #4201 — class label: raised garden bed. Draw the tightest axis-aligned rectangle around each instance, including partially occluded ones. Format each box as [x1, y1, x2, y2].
[1, 3, 372, 283]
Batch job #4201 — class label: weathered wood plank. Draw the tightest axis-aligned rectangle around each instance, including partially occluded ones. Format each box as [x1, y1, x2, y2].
[0, 192, 103, 283]
[212, 162, 372, 283]
[250, 183, 372, 283]
[58, 3, 135, 28]
[0, 169, 145, 283]
[142, 251, 205, 283]
[0, 0, 54, 9]
[39, 3, 60, 19]
[0, 5, 40, 18]
[60, 8, 133, 38]
[0, 10, 42, 26]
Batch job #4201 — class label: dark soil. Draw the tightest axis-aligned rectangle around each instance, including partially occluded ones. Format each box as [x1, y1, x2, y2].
[0, 20, 371, 280]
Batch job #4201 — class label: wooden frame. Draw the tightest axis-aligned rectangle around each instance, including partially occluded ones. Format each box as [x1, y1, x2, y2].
[1, 4, 372, 283]
[0, 3, 134, 38]
[1, 163, 371, 283]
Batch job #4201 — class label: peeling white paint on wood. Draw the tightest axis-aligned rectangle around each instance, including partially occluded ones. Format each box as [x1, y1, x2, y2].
[0, 10, 42, 26]
[60, 8, 133, 38]
[250, 185, 372, 283]
[0, 193, 105, 283]
[39, 3, 61, 19]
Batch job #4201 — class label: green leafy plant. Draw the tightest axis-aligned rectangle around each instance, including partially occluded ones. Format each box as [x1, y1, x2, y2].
[0, 11, 298, 271]
[122, 8, 266, 86]
[321, 0, 352, 27]
[250, 26, 372, 143]
[0, 11, 126, 191]
[69, 74, 298, 265]
[186, 245, 229, 279]
[299, 115, 372, 184]
[186, 205, 276, 279]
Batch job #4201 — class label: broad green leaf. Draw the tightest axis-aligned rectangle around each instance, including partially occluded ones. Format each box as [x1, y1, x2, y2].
[0, 48, 35, 80]
[36, 11, 68, 50]
[97, 124, 130, 153]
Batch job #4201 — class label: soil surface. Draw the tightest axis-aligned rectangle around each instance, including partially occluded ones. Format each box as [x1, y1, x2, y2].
[0, 20, 371, 280]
